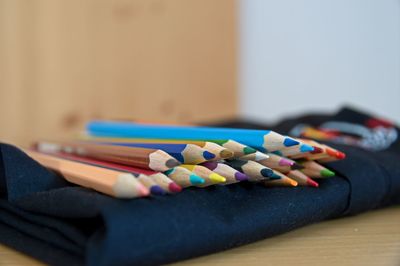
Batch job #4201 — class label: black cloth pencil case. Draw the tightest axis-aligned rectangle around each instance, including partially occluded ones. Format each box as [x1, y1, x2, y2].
[0, 107, 399, 266]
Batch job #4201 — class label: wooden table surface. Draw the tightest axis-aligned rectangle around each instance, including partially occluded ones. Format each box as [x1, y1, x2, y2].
[1, 206, 399, 266]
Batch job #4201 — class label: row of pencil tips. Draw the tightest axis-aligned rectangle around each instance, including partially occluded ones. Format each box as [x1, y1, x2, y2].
[25, 121, 346, 199]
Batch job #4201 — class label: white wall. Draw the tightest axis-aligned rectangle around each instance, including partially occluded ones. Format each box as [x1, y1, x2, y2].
[239, 0, 400, 123]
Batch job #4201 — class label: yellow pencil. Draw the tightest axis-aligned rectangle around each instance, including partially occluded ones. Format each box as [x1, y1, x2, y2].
[180, 164, 226, 186]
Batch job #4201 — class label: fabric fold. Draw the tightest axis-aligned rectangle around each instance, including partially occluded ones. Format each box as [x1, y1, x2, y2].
[0, 107, 399, 265]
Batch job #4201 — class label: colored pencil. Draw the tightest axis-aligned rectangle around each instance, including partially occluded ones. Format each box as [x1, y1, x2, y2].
[80, 136, 234, 160]
[103, 162, 182, 193]
[300, 126, 339, 140]
[289, 139, 329, 160]
[36, 143, 182, 192]
[39, 150, 167, 195]
[164, 167, 205, 187]
[316, 144, 346, 162]
[239, 151, 270, 161]
[86, 121, 301, 152]
[195, 141, 234, 160]
[211, 139, 257, 157]
[148, 172, 182, 193]
[180, 164, 226, 186]
[101, 142, 216, 164]
[136, 174, 167, 195]
[290, 139, 346, 162]
[285, 170, 319, 187]
[263, 171, 298, 187]
[273, 143, 314, 157]
[299, 160, 336, 178]
[25, 150, 149, 198]
[200, 161, 249, 184]
[224, 159, 279, 181]
[37, 141, 180, 172]
[241, 152, 303, 172]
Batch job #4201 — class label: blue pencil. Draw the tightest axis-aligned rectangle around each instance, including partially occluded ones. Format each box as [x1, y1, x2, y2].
[86, 121, 310, 152]
[102, 142, 216, 164]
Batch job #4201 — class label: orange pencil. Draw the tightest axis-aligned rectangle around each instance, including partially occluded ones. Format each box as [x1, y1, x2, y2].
[285, 170, 319, 187]
[25, 150, 149, 198]
[263, 171, 298, 187]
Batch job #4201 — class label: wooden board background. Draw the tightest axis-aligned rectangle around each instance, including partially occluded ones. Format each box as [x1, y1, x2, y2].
[0, 0, 237, 146]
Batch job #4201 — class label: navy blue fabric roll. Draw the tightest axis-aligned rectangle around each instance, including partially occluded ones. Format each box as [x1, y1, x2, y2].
[0, 107, 399, 266]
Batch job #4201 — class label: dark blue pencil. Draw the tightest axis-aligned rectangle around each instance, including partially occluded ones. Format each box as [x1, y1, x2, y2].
[102, 142, 216, 164]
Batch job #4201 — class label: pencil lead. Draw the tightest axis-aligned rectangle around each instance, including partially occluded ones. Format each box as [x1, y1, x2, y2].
[203, 151, 216, 160]
[220, 149, 234, 159]
[260, 168, 274, 178]
[307, 178, 319, 188]
[209, 173, 226, 183]
[165, 158, 181, 168]
[310, 146, 323, 154]
[168, 182, 182, 193]
[234, 171, 249, 181]
[289, 179, 298, 187]
[254, 151, 269, 161]
[139, 186, 151, 197]
[283, 138, 299, 147]
[243, 146, 257, 155]
[270, 172, 282, 179]
[336, 151, 346, 159]
[278, 158, 294, 167]
[189, 174, 205, 185]
[150, 186, 167, 195]
[321, 169, 335, 177]
[291, 163, 304, 170]
[300, 144, 314, 153]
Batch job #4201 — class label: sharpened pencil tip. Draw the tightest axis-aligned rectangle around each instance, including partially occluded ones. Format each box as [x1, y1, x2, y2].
[220, 150, 234, 159]
[283, 138, 299, 147]
[310, 146, 323, 154]
[168, 182, 182, 193]
[165, 158, 181, 168]
[209, 173, 226, 183]
[300, 144, 314, 153]
[243, 146, 257, 155]
[321, 169, 335, 177]
[279, 158, 294, 167]
[260, 168, 274, 178]
[255, 152, 270, 161]
[139, 186, 150, 197]
[189, 174, 205, 185]
[270, 172, 282, 179]
[336, 151, 346, 159]
[234, 171, 249, 181]
[203, 151, 216, 160]
[307, 178, 319, 187]
[150, 186, 167, 195]
[291, 163, 304, 170]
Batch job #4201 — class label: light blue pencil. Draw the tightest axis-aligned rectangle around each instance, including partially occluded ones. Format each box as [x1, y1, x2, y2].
[86, 121, 311, 152]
